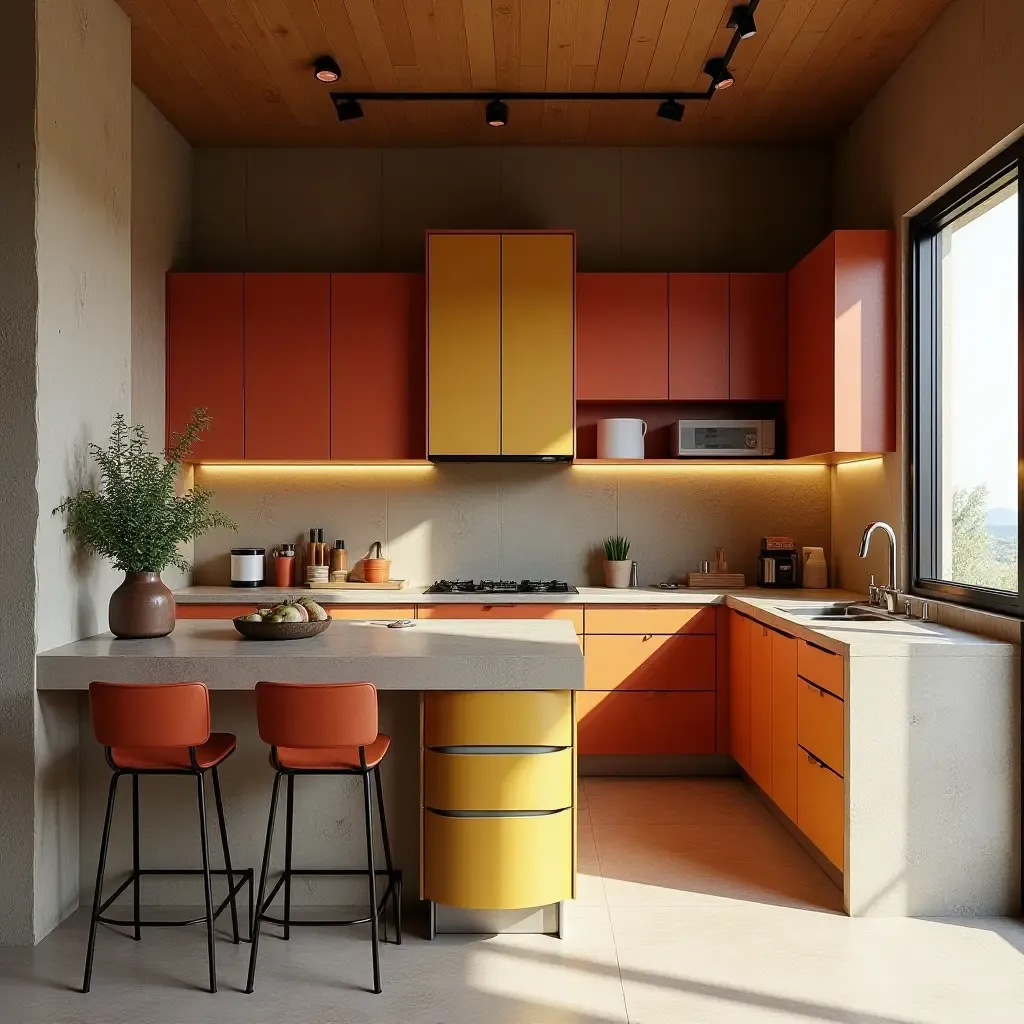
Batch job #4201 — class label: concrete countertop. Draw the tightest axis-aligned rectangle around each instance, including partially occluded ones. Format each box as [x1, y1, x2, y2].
[35, 618, 584, 692]
[727, 595, 1013, 659]
[173, 584, 857, 606]
[169, 585, 1015, 656]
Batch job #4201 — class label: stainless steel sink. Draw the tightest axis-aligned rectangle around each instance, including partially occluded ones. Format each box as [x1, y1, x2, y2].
[777, 604, 888, 622]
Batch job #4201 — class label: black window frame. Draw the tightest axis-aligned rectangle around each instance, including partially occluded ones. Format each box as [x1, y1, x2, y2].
[909, 141, 1023, 616]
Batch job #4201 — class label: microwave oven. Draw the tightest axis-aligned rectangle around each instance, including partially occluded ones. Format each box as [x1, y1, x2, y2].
[675, 419, 776, 458]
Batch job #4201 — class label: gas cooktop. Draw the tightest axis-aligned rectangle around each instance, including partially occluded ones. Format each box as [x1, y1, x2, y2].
[426, 580, 577, 595]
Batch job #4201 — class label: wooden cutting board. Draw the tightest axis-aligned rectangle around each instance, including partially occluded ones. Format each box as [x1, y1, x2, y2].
[687, 573, 746, 588]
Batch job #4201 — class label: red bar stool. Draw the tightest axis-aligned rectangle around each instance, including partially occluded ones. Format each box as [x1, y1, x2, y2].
[83, 682, 252, 994]
[246, 681, 401, 995]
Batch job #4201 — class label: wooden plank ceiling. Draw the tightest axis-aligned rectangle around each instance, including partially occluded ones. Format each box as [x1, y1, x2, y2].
[120, 0, 952, 146]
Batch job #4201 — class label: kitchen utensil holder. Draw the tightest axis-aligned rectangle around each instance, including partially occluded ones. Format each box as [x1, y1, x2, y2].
[363, 541, 391, 585]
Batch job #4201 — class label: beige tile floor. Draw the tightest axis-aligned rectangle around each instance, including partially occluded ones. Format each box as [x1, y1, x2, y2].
[2, 777, 1023, 1023]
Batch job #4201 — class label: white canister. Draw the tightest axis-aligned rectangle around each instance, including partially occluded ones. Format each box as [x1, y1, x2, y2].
[801, 546, 828, 589]
[231, 547, 266, 587]
[597, 418, 647, 460]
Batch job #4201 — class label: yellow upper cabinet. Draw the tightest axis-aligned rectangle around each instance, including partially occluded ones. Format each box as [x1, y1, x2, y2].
[500, 233, 575, 457]
[427, 231, 575, 459]
[428, 233, 501, 457]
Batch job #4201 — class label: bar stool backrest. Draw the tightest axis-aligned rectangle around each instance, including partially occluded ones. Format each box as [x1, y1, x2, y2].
[255, 681, 378, 748]
[89, 681, 212, 748]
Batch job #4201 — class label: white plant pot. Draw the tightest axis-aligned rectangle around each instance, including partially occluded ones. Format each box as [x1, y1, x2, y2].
[604, 560, 632, 588]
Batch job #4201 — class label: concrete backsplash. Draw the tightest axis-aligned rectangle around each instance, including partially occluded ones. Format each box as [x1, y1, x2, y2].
[193, 463, 832, 588]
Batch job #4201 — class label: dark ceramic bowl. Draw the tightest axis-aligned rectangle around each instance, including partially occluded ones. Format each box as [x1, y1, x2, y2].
[232, 617, 332, 641]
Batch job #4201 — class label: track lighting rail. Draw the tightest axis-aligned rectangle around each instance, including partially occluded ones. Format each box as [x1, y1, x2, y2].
[320, 2, 760, 126]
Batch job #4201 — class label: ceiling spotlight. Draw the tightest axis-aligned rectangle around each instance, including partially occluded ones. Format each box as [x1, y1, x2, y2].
[727, 5, 757, 40]
[485, 98, 508, 127]
[313, 56, 342, 84]
[333, 98, 364, 123]
[704, 57, 735, 90]
[656, 98, 684, 123]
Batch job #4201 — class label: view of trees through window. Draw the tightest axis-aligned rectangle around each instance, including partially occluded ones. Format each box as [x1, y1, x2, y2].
[940, 180, 1018, 593]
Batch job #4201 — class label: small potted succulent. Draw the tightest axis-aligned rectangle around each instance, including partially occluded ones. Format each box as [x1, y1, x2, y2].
[603, 535, 632, 589]
[54, 409, 236, 639]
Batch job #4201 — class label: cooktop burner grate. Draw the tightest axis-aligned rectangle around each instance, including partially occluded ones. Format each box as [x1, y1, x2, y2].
[426, 579, 577, 594]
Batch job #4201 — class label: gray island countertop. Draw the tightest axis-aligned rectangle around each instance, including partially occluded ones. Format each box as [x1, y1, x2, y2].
[36, 618, 584, 691]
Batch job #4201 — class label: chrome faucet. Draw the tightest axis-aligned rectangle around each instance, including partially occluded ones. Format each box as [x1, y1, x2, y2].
[859, 521, 898, 612]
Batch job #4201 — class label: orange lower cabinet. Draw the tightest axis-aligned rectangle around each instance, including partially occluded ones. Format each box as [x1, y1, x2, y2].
[797, 748, 845, 870]
[583, 605, 715, 635]
[576, 691, 716, 755]
[770, 631, 799, 821]
[176, 604, 256, 620]
[728, 612, 752, 771]
[797, 679, 844, 774]
[749, 623, 773, 794]
[584, 633, 716, 691]
[797, 640, 845, 699]
[328, 605, 415, 620]
[419, 603, 583, 634]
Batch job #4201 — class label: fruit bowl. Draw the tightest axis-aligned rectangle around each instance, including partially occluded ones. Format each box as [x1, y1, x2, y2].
[232, 617, 332, 641]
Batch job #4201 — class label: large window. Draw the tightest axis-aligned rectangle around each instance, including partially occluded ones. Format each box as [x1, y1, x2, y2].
[911, 144, 1022, 613]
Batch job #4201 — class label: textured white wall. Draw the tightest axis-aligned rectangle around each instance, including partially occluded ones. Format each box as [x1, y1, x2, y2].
[130, 86, 194, 591]
[193, 464, 833, 589]
[33, 0, 132, 941]
[832, 0, 1024, 595]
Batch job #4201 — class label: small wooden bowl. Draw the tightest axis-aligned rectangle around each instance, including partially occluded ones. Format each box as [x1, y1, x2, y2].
[232, 617, 332, 641]
[362, 559, 391, 584]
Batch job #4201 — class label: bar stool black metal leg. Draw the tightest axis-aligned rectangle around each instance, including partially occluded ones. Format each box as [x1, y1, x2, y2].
[246, 772, 281, 995]
[196, 771, 217, 993]
[374, 765, 401, 945]
[211, 766, 240, 944]
[362, 769, 382, 994]
[131, 774, 141, 941]
[83, 773, 120, 993]
[284, 774, 294, 941]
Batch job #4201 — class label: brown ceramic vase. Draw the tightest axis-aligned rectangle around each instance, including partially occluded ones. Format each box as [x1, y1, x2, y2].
[108, 571, 175, 639]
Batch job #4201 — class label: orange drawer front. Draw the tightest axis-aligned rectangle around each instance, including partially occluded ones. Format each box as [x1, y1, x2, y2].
[584, 605, 716, 636]
[584, 634, 716, 691]
[419, 604, 583, 634]
[328, 605, 416, 620]
[176, 603, 256, 620]
[797, 679, 844, 775]
[797, 640, 844, 699]
[797, 748, 844, 870]
[576, 691, 716, 755]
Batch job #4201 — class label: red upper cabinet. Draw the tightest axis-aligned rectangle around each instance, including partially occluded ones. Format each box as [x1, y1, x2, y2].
[788, 231, 895, 458]
[729, 274, 787, 401]
[577, 273, 668, 400]
[668, 274, 729, 400]
[331, 273, 425, 459]
[166, 273, 245, 460]
[244, 274, 331, 460]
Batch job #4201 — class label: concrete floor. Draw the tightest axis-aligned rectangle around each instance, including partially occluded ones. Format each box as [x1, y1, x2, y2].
[2, 777, 1023, 1023]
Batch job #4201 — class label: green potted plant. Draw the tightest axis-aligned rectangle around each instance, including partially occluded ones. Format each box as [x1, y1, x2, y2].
[54, 410, 236, 638]
[603, 535, 632, 588]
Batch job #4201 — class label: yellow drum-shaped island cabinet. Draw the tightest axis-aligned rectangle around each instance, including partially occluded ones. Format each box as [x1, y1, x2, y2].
[420, 690, 577, 937]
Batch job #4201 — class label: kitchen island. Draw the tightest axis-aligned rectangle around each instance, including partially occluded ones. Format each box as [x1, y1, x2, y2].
[36, 617, 584, 691]
[37, 618, 584, 936]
